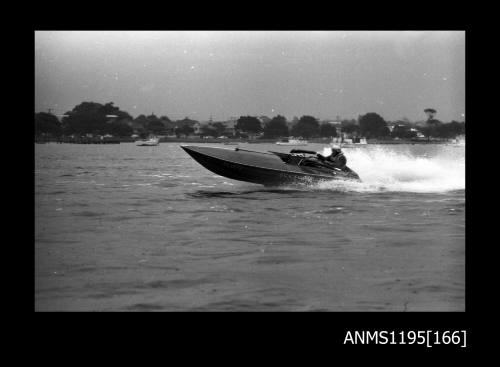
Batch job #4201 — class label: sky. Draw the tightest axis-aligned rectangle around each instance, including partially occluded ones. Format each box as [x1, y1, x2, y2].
[35, 31, 465, 122]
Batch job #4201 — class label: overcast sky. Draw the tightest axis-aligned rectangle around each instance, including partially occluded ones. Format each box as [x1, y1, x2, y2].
[35, 31, 465, 122]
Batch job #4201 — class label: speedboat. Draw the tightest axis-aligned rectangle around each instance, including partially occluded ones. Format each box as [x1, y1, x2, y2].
[276, 137, 308, 146]
[137, 136, 160, 146]
[181, 145, 360, 186]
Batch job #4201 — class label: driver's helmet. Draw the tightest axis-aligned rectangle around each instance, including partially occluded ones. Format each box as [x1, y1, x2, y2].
[330, 145, 342, 154]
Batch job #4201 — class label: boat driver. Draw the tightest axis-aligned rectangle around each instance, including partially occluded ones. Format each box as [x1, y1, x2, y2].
[323, 145, 347, 169]
[290, 146, 347, 170]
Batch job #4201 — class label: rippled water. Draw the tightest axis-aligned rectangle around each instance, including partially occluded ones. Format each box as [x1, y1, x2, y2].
[35, 142, 465, 311]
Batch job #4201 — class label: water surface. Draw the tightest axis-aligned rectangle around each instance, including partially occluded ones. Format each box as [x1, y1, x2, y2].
[35, 142, 465, 311]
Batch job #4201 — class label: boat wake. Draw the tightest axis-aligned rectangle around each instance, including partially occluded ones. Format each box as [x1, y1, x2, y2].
[312, 146, 465, 193]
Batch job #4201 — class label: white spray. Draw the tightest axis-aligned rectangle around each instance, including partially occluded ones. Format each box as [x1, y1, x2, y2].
[315, 145, 465, 193]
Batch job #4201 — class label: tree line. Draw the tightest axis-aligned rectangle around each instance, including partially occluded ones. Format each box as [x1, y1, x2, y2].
[34, 102, 200, 138]
[234, 113, 464, 140]
[35, 101, 465, 140]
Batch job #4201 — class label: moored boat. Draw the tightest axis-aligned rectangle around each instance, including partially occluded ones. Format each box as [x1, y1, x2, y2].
[276, 137, 308, 146]
[137, 136, 160, 146]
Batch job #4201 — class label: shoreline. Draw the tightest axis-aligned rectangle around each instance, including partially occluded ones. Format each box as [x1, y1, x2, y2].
[35, 137, 463, 145]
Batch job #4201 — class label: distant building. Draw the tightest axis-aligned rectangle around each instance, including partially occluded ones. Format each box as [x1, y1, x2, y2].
[387, 123, 397, 133]
[258, 116, 271, 125]
[412, 128, 425, 138]
[221, 119, 237, 136]
[410, 120, 426, 128]
[193, 121, 204, 135]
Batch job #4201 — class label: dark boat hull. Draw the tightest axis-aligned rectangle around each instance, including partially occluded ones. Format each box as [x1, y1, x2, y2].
[181, 145, 360, 186]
